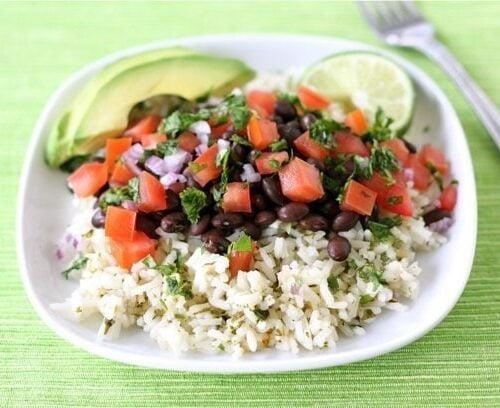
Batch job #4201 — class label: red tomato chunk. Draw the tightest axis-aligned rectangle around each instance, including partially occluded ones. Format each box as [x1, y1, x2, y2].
[67, 162, 108, 198]
[278, 157, 325, 203]
[222, 182, 252, 213]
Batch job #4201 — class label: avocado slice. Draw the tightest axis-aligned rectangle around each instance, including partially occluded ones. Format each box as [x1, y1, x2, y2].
[46, 51, 255, 167]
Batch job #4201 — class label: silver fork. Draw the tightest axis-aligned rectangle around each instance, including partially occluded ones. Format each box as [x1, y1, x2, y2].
[358, 0, 500, 150]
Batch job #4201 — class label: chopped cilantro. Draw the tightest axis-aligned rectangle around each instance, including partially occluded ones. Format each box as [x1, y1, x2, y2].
[231, 134, 251, 146]
[212, 148, 230, 203]
[179, 187, 207, 224]
[156, 140, 179, 156]
[98, 177, 139, 210]
[142, 255, 156, 268]
[387, 195, 403, 205]
[347, 259, 358, 270]
[309, 117, 341, 148]
[156, 253, 192, 299]
[327, 275, 339, 292]
[159, 109, 211, 137]
[360, 294, 375, 305]
[277, 92, 299, 105]
[426, 162, 444, 191]
[322, 173, 343, 194]
[269, 139, 288, 152]
[368, 216, 402, 242]
[61, 254, 88, 279]
[253, 307, 269, 320]
[214, 94, 250, 130]
[229, 233, 253, 253]
[362, 107, 394, 143]
[358, 264, 386, 289]
[188, 161, 207, 174]
[268, 159, 282, 171]
[369, 145, 401, 182]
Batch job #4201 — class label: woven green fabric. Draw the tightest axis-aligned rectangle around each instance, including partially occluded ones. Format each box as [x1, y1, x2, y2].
[1, 1, 499, 406]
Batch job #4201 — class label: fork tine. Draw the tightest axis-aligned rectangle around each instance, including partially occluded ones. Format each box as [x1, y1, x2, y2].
[398, 0, 425, 21]
[358, 1, 386, 33]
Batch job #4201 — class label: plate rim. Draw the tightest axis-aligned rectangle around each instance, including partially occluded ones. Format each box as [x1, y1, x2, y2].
[16, 33, 477, 373]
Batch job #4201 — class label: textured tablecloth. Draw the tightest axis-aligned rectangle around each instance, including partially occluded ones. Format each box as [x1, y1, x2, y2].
[1, 1, 499, 406]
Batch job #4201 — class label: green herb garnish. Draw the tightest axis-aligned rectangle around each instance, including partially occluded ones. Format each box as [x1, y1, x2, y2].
[426, 162, 444, 191]
[188, 161, 207, 174]
[157, 252, 193, 299]
[253, 307, 269, 320]
[61, 254, 88, 279]
[277, 92, 299, 105]
[268, 159, 282, 171]
[142, 255, 157, 268]
[229, 233, 253, 253]
[309, 117, 341, 148]
[269, 139, 288, 152]
[362, 107, 394, 143]
[368, 216, 402, 242]
[387, 195, 403, 205]
[360, 294, 375, 305]
[159, 109, 211, 137]
[214, 94, 251, 130]
[98, 177, 139, 210]
[359, 264, 386, 289]
[179, 187, 207, 224]
[211, 148, 231, 203]
[327, 275, 339, 292]
[231, 134, 251, 146]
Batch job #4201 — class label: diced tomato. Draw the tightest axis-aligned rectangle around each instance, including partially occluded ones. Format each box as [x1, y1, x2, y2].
[278, 157, 325, 203]
[404, 154, 431, 190]
[381, 138, 409, 164]
[344, 109, 367, 135]
[333, 131, 370, 157]
[361, 171, 405, 194]
[247, 90, 277, 118]
[105, 206, 136, 241]
[255, 151, 289, 175]
[110, 161, 135, 186]
[293, 131, 331, 161]
[221, 182, 252, 213]
[419, 144, 449, 175]
[140, 133, 166, 149]
[191, 144, 222, 187]
[229, 250, 254, 278]
[177, 131, 200, 153]
[297, 86, 330, 110]
[439, 183, 458, 212]
[67, 162, 108, 198]
[340, 180, 377, 216]
[137, 171, 167, 213]
[210, 120, 232, 138]
[124, 115, 162, 143]
[247, 116, 279, 150]
[377, 184, 413, 216]
[105, 137, 132, 172]
[110, 231, 156, 269]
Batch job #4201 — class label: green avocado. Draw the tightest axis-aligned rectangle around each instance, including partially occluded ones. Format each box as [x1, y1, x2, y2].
[46, 50, 255, 167]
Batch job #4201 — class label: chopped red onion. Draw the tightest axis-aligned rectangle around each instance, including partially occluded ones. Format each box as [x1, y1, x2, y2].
[429, 217, 453, 233]
[160, 172, 187, 189]
[164, 149, 191, 173]
[122, 143, 144, 163]
[189, 120, 211, 138]
[195, 143, 208, 156]
[217, 139, 230, 152]
[145, 155, 169, 176]
[124, 158, 142, 176]
[55, 247, 64, 261]
[241, 163, 261, 183]
[404, 167, 414, 182]
[122, 200, 139, 211]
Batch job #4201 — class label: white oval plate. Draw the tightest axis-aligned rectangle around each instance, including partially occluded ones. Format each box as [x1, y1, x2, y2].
[17, 34, 477, 373]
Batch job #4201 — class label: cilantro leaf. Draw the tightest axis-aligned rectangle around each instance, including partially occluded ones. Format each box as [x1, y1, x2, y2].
[253, 308, 269, 320]
[369, 145, 401, 182]
[277, 92, 299, 105]
[159, 109, 211, 137]
[269, 139, 288, 152]
[211, 148, 230, 203]
[368, 215, 402, 242]
[268, 159, 282, 171]
[231, 134, 251, 146]
[229, 233, 253, 253]
[179, 187, 207, 224]
[214, 94, 250, 130]
[98, 177, 139, 210]
[360, 294, 375, 305]
[309, 117, 341, 148]
[327, 275, 339, 292]
[358, 264, 386, 289]
[157, 254, 193, 299]
[188, 161, 207, 174]
[61, 254, 88, 279]
[362, 107, 394, 143]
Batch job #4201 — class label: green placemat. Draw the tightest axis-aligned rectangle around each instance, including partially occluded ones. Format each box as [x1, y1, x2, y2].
[1, 1, 499, 406]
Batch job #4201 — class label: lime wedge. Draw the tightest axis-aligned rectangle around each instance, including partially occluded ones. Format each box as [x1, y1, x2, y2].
[300, 52, 415, 135]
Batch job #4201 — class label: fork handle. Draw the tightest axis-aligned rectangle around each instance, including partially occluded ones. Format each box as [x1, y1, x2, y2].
[417, 40, 500, 150]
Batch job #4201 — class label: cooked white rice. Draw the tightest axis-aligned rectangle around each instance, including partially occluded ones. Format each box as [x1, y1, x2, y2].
[51, 74, 447, 356]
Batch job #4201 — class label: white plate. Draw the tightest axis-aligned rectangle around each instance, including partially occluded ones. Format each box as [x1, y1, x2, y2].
[17, 34, 477, 373]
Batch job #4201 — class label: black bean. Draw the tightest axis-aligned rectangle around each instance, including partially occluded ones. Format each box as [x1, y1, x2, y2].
[262, 176, 286, 205]
[254, 210, 277, 228]
[136, 214, 160, 239]
[201, 229, 230, 254]
[332, 211, 359, 232]
[166, 190, 181, 212]
[423, 209, 452, 226]
[277, 120, 302, 143]
[319, 200, 340, 218]
[403, 139, 417, 154]
[274, 100, 297, 121]
[160, 212, 187, 233]
[231, 144, 248, 163]
[327, 236, 351, 261]
[91, 209, 106, 228]
[242, 222, 261, 240]
[299, 113, 318, 131]
[306, 158, 325, 171]
[188, 214, 211, 236]
[299, 214, 328, 231]
[211, 213, 245, 230]
[251, 193, 269, 211]
[277, 202, 309, 222]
